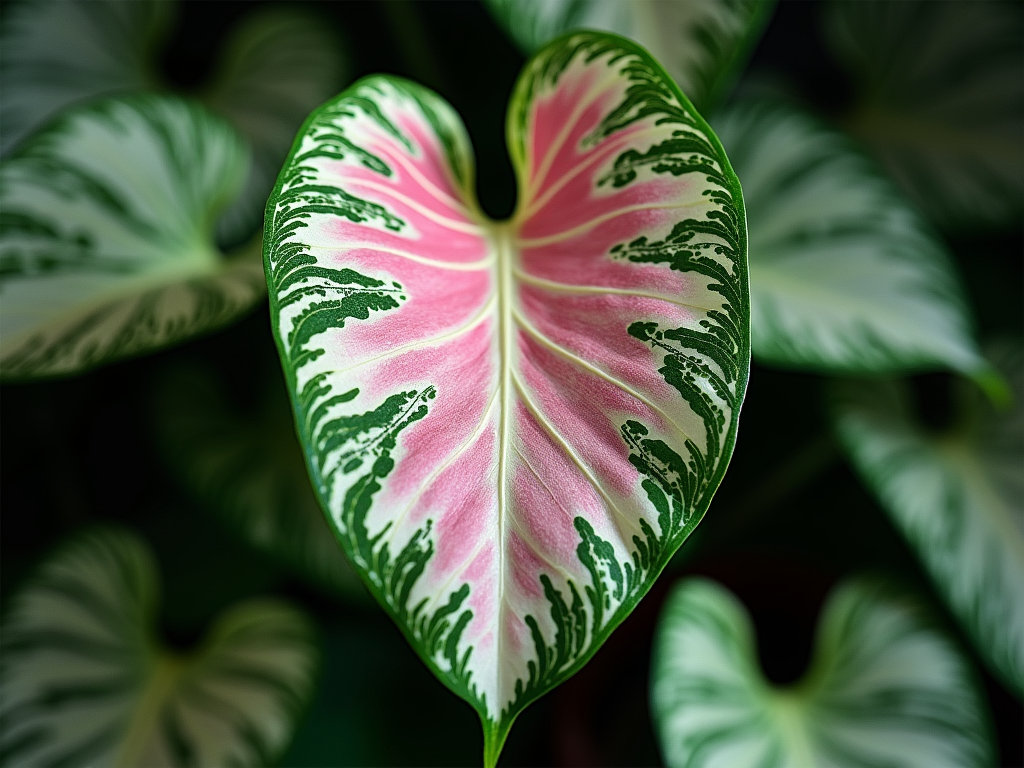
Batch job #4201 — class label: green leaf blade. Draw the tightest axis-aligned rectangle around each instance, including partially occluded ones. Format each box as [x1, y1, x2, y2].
[830, 343, 1024, 695]
[0, 95, 264, 379]
[0, 527, 320, 768]
[652, 577, 994, 768]
[715, 99, 987, 377]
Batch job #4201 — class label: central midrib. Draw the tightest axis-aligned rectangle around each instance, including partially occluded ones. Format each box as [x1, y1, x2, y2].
[491, 220, 516, 711]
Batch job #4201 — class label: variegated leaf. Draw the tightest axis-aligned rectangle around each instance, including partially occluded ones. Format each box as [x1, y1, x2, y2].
[714, 99, 990, 379]
[264, 32, 749, 764]
[153, 363, 365, 601]
[825, 0, 1024, 228]
[830, 343, 1024, 695]
[0, 95, 265, 380]
[0, 0, 347, 245]
[0, 527, 319, 767]
[484, 0, 774, 111]
[651, 577, 994, 768]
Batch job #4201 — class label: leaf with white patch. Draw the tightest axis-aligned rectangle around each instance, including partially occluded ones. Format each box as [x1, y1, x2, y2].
[714, 99, 990, 379]
[484, 0, 774, 111]
[264, 32, 749, 765]
[0, 0, 347, 245]
[830, 343, 1024, 695]
[153, 363, 366, 601]
[0, 95, 265, 380]
[825, 0, 1024, 228]
[651, 577, 994, 768]
[0, 527, 319, 767]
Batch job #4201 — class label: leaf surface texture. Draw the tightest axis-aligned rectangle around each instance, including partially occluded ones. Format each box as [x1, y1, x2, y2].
[264, 32, 750, 761]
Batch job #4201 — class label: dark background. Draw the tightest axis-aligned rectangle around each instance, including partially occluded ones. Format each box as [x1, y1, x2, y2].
[2, 1, 1021, 765]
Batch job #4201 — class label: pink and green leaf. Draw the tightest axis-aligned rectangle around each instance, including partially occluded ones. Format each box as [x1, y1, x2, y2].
[264, 32, 749, 764]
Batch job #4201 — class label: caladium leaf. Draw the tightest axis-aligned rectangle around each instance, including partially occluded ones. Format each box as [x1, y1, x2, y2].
[0, 527, 319, 767]
[830, 343, 1024, 696]
[0, 0, 347, 245]
[0, 95, 265, 380]
[825, 0, 1024, 228]
[264, 32, 749, 764]
[153, 363, 365, 601]
[713, 99, 990, 379]
[651, 577, 994, 768]
[484, 0, 774, 111]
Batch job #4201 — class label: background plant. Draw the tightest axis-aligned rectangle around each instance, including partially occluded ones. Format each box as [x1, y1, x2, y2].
[1, 1, 1020, 766]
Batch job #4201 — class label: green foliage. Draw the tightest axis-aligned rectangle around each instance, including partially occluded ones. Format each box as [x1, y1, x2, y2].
[0, 527, 320, 767]
[652, 576, 994, 768]
[484, 0, 774, 111]
[714, 99, 989, 378]
[0, 95, 264, 380]
[0, 0, 348, 245]
[830, 342, 1024, 695]
[0, 2, 1020, 766]
[826, 0, 1024, 229]
[152, 363, 366, 601]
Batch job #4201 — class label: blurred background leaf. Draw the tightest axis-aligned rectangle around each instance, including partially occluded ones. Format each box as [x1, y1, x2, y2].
[825, 0, 1024, 230]
[483, 0, 774, 112]
[714, 99, 993, 384]
[0, 1, 1020, 765]
[651, 576, 994, 768]
[0, 0, 349, 246]
[0, 526, 320, 767]
[0, 95, 264, 380]
[152, 360, 367, 603]
[830, 341, 1024, 696]
[0, 0, 173, 155]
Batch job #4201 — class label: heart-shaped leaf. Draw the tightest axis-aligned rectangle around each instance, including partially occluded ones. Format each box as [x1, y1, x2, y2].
[0, 95, 265, 380]
[651, 577, 994, 768]
[0, 527, 320, 767]
[484, 0, 774, 111]
[153, 363, 365, 601]
[825, 0, 1024, 229]
[713, 99, 990, 379]
[264, 32, 749, 763]
[830, 343, 1024, 695]
[0, 0, 347, 245]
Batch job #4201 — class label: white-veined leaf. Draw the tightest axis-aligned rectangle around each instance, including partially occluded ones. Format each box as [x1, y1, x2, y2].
[484, 0, 774, 111]
[714, 99, 989, 379]
[830, 343, 1024, 695]
[825, 0, 1024, 228]
[264, 32, 750, 765]
[651, 577, 994, 768]
[0, 527, 320, 767]
[153, 363, 366, 601]
[0, 0, 348, 245]
[0, 95, 265, 380]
